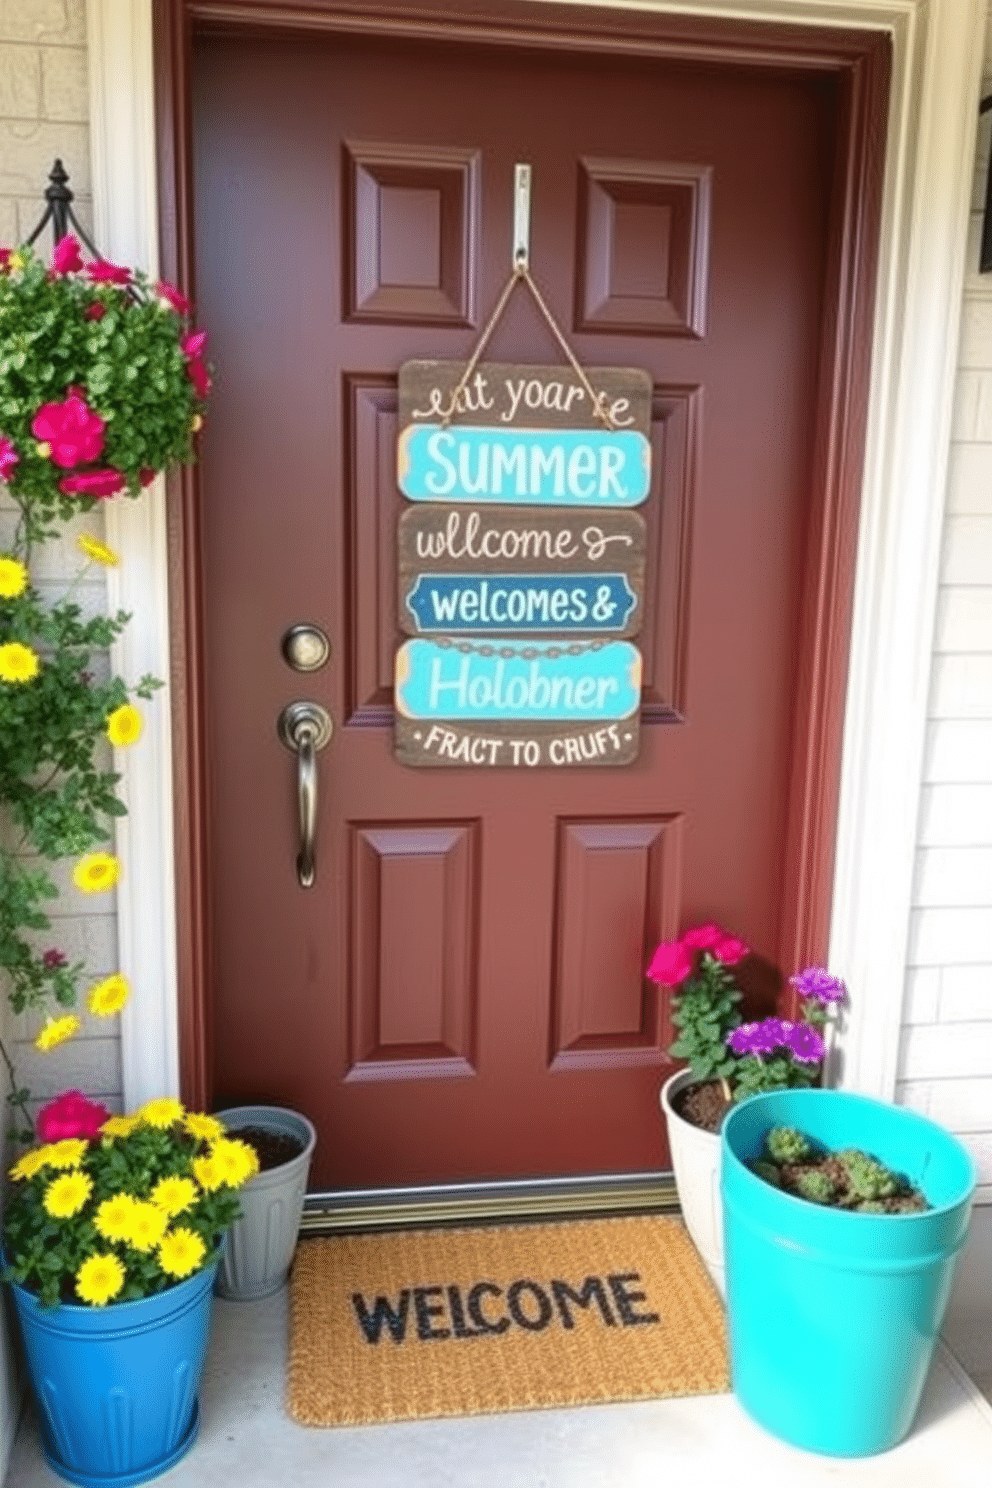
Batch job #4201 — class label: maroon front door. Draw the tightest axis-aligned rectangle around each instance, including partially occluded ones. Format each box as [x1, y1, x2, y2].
[187, 21, 875, 1191]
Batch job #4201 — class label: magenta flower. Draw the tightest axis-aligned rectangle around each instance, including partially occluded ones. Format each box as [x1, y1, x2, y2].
[790, 966, 847, 1006]
[185, 357, 211, 398]
[36, 1089, 110, 1142]
[85, 258, 131, 286]
[0, 435, 19, 481]
[42, 948, 68, 969]
[727, 1023, 762, 1056]
[680, 923, 724, 951]
[713, 935, 749, 966]
[84, 301, 107, 321]
[51, 235, 83, 274]
[157, 280, 192, 315]
[180, 329, 208, 359]
[786, 1022, 826, 1064]
[59, 468, 127, 498]
[646, 939, 693, 987]
[0, 247, 12, 273]
[32, 392, 105, 468]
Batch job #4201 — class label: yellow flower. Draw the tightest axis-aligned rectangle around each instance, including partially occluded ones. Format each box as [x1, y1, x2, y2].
[9, 1147, 50, 1180]
[140, 1096, 184, 1128]
[0, 555, 28, 598]
[157, 1227, 206, 1279]
[46, 1139, 89, 1169]
[210, 1137, 259, 1187]
[7, 250, 26, 273]
[106, 704, 143, 747]
[43, 1170, 93, 1218]
[72, 853, 120, 894]
[77, 534, 120, 567]
[101, 1114, 140, 1139]
[76, 1252, 125, 1306]
[0, 641, 39, 684]
[150, 1176, 197, 1217]
[34, 1014, 81, 1051]
[87, 973, 131, 1017]
[185, 1112, 225, 1142]
[192, 1153, 223, 1192]
[124, 1200, 168, 1252]
[94, 1193, 137, 1242]
[35, 441, 51, 459]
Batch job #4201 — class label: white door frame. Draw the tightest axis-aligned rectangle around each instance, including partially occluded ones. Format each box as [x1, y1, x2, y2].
[85, 0, 986, 1111]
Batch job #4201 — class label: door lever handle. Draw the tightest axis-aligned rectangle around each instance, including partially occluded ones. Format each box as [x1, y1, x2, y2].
[277, 701, 333, 888]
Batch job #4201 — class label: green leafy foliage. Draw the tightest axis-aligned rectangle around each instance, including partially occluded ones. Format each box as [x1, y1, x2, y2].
[0, 237, 207, 1138]
[0, 245, 208, 544]
[667, 954, 743, 1083]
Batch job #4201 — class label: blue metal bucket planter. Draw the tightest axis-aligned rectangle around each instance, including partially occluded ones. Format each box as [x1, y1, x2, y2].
[721, 1090, 975, 1457]
[8, 1254, 220, 1488]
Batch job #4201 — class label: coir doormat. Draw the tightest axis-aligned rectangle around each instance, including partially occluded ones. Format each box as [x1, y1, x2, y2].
[287, 1214, 729, 1426]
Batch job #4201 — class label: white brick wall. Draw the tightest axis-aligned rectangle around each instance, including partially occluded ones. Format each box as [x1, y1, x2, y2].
[896, 5, 992, 1205]
[0, 0, 123, 1123]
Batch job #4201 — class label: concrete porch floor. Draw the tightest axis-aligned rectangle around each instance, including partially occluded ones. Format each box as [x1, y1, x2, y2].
[7, 1258, 992, 1488]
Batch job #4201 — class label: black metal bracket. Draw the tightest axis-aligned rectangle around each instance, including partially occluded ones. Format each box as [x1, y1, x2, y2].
[981, 99, 992, 272]
[26, 158, 101, 258]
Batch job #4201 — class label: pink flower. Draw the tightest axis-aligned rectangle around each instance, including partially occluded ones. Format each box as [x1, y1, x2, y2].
[713, 935, 750, 966]
[36, 1089, 110, 1142]
[0, 436, 19, 480]
[85, 258, 131, 286]
[59, 468, 127, 498]
[42, 948, 68, 969]
[185, 357, 211, 398]
[31, 392, 105, 468]
[139, 467, 157, 487]
[84, 301, 107, 321]
[157, 280, 192, 315]
[680, 923, 725, 952]
[51, 235, 83, 274]
[180, 329, 208, 359]
[0, 248, 12, 273]
[646, 939, 694, 987]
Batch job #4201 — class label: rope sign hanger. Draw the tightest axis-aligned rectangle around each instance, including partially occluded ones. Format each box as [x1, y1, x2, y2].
[439, 164, 619, 431]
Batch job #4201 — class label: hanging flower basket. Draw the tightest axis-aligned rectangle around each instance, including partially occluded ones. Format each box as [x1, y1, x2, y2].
[0, 236, 210, 542]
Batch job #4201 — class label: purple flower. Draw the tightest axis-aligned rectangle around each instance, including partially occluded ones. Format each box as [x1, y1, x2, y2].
[42, 948, 68, 969]
[786, 1022, 825, 1064]
[727, 1023, 764, 1056]
[728, 1018, 793, 1056]
[789, 966, 847, 1006]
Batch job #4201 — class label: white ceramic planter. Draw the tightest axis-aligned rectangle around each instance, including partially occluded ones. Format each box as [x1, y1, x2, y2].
[213, 1105, 317, 1301]
[660, 1068, 724, 1297]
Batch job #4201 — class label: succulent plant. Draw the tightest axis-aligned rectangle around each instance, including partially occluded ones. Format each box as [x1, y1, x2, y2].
[765, 1126, 812, 1165]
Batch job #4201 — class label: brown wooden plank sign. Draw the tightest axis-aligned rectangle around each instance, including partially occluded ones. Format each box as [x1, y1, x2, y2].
[395, 361, 652, 767]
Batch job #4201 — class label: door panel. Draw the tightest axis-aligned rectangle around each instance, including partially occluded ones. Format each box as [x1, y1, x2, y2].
[191, 29, 838, 1189]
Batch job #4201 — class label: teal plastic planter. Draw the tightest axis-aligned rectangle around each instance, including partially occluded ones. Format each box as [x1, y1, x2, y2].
[721, 1090, 975, 1458]
[9, 1254, 220, 1487]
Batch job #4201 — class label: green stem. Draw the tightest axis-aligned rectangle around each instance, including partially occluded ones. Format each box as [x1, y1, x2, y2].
[0, 1031, 33, 1143]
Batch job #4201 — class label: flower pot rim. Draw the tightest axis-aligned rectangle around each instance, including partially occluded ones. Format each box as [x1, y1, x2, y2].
[213, 1104, 317, 1168]
[722, 1088, 976, 1223]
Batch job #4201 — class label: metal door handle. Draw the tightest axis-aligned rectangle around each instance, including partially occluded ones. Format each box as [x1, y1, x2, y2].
[277, 702, 333, 888]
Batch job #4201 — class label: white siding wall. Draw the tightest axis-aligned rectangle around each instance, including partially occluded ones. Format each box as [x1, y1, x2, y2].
[896, 6, 992, 1206]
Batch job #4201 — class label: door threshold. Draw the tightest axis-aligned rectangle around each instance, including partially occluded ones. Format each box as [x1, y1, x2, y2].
[301, 1171, 679, 1234]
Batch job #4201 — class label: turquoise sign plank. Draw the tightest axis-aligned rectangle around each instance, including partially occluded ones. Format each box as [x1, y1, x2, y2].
[404, 572, 638, 634]
[397, 425, 651, 506]
[395, 639, 641, 722]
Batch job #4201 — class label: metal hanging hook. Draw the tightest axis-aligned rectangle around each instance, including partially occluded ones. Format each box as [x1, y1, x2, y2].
[513, 163, 532, 271]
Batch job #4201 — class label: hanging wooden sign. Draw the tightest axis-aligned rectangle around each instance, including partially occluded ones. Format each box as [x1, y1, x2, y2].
[398, 506, 646, 639]
[394, 358, 651, 768]
[397, 361, 652, 508]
